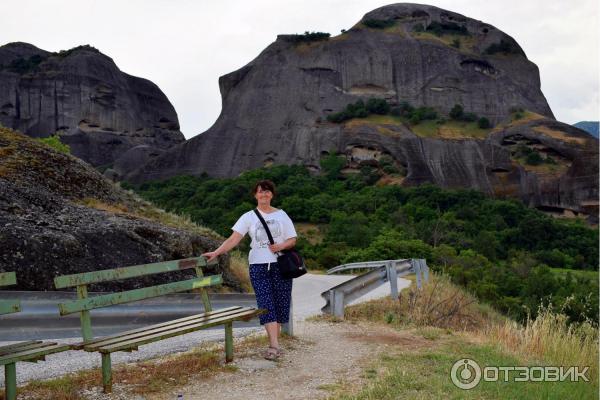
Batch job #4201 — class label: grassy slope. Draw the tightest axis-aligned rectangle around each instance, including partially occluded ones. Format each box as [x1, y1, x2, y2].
[323, 273, 598, 399]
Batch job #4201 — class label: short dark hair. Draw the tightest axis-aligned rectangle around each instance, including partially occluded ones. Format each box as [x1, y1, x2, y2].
[253, 180, 276, 195]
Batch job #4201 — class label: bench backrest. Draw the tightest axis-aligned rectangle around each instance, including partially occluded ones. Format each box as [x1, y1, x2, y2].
[0, 272, 20, 315]
[54, 257, 219, 341]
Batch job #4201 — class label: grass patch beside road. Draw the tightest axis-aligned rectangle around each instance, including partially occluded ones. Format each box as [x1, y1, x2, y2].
[328, 273, 598, 399]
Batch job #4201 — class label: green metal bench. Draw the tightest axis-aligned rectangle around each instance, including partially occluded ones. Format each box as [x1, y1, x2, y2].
[54, 256, 264, 393]
[0, 272, 70, 400]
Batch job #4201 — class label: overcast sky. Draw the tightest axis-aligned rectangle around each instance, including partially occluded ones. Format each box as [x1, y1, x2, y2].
[2, 0, 598, 139]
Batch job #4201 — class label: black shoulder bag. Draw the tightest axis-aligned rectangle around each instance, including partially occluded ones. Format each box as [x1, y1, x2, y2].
[253, 209, 307, 279]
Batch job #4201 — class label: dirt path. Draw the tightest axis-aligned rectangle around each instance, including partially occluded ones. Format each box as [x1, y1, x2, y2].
[149, 319, 427, 400]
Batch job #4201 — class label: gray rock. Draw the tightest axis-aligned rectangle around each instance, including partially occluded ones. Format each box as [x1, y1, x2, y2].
[125, 4, 597, 219]
[0, 42, 184, 170]
[0, 128, 238, 291]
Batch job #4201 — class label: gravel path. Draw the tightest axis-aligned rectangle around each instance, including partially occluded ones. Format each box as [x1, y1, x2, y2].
[152, 319, 390, 400]
[0, 273, 410, 393]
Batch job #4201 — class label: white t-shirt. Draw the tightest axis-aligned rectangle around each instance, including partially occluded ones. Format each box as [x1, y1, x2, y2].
[232, 209, 297, 264]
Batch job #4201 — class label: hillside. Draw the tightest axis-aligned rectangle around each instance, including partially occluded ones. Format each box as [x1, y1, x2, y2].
[0, 125, 246, 291]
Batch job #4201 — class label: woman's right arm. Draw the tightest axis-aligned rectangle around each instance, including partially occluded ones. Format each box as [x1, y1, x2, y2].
[202, 231, 244, 262]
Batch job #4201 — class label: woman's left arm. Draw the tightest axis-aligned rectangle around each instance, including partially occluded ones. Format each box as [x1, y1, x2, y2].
[268, 237, 296, 253]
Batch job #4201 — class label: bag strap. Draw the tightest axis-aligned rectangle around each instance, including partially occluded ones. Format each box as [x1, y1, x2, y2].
[253, 209, 275, 245]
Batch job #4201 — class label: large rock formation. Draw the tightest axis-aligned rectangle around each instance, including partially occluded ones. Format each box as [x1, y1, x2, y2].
[125, 3, 597, 220]
[0, 42, 184, 174]
[0, 126, 241, 291]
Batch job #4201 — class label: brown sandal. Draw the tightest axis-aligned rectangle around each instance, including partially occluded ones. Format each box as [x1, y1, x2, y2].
[263, 346, 281, 361]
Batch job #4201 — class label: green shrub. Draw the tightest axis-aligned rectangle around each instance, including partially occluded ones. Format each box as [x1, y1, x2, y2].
[412, 23, 425, 32]
[363, 19, 395, 29]
[37, 134, 71, 154]
[463, 112, 477, 122]
[287, 31, 331, 44]
[5, 54, 46, 74]
[426, 21, 469, 36]
[525, 151, 544, 165]
[478, 117, 491, 129]
[53, 44, 100, 58]
[449, 104, 464, 120]
[366, 98, 390, 115]
[484, 39, 522, 55]
[451, 38, 461, 48]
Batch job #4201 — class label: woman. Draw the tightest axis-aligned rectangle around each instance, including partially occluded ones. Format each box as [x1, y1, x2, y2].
[202, 180, 297, 361]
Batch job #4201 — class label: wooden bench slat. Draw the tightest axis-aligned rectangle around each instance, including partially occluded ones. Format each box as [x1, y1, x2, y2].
[58, 274, 222, 315]
[98, 308, 264, 353]
[0, 341, 42, 356]
[0, 272, 16, 287]
[84, 307, 254, 351]
[0, 299, 21, 315]
[0, 341, 54, 357]
[54, 257, 208, 288]
[78, 306, 243, 348]
[0, 343, 69, 366]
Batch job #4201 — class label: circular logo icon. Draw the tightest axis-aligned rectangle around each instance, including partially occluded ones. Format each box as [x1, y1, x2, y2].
[451, 358, 482, 389]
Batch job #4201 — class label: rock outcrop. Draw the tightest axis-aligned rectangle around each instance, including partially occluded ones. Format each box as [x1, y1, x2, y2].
[0, 42, 185, 175]
[0, 126, 241, 291]
[125, 4, 597, 220]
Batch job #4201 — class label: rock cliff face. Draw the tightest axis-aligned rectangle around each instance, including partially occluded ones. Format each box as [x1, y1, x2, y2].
[125, 3, 597, 220]
[0, 42, 184, 173]
[0, 127, 240, 291]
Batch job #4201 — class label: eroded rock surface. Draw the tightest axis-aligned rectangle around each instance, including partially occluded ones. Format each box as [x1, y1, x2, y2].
[0, 127, 238, 291]
[125, 4, 597, 220]
[0, 42, 184, 174]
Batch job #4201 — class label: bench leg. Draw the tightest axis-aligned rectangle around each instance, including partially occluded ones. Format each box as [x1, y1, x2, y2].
[225, 322, 233, 363]
[101, 353, 112, 393]
[5, 362, 17, 400]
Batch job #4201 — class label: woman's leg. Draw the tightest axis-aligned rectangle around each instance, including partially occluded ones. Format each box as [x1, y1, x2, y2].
[249, 264, 280, 350]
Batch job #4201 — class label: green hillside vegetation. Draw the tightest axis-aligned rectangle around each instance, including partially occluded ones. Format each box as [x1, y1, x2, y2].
[326, 99, 493, 139]
[124, 160, 598, 326]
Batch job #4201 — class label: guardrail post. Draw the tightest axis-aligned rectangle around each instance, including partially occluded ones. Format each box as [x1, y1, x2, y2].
[332, 290, 345, 318]
[420, 259, 429, 283]
[282, 298, 293, 336]
[413, 259, 422, 289]
[387, 261, 398, 299]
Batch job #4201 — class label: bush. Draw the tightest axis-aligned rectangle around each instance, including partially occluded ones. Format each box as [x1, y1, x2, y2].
[5, 54, 46, 74]
[37, 134, 71, 154]
[366, 98, 390, 115]
[525, 151, 544, 165]
[287, 31, 331, 44]
[478, 117, 491, 129]
[451, 38, 461, 48]
[449, 104, 464, 120]
[426, 21, 469, 36]
[327, 98, 391, 123]
[363, 19, 395, 29]
[413, 23, 425, 32]
[463, 112, 477, 122]
[484, 39, 522, 55]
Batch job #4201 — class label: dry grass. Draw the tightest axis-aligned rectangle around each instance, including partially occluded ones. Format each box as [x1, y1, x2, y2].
[295, 222, 324, 245]
[77, 196, 222, 241]
[228, 250, 252, 293]
[481, 304, 599, 384]
[532, 125, 587, 145]
[344, 273, 506, 332]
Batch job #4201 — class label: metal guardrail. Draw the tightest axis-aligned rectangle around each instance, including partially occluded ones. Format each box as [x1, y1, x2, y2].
[321, 259, 429, 318]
